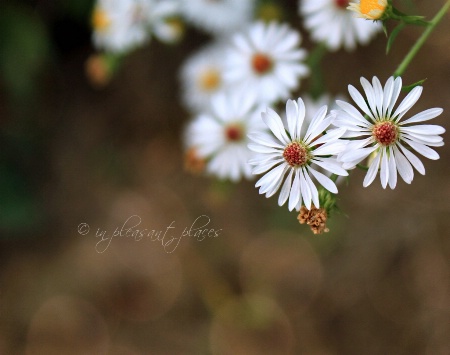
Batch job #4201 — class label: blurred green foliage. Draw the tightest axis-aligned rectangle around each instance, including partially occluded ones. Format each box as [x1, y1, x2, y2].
[0, 4, 49, 100]
[0, 0, 93, 237]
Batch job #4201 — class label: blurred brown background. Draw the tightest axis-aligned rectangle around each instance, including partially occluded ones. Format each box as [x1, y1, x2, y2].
[0, 0, 449, 354]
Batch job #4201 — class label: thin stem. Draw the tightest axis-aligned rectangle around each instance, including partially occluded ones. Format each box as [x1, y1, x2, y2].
[394, 0, 450, 77]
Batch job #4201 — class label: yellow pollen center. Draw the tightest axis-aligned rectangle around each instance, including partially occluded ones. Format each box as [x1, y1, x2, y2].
[92, 8, 111, 32]
[360, 0, 386, 15]
[199, 69, 221, 92]
[283, 142, 308, 167]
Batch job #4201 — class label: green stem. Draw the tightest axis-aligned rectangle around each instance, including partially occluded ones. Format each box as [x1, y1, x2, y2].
[394, 0, 450, 77]
[306, 42, 327, 99]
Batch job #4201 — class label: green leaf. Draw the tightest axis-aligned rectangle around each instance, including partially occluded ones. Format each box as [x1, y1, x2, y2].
[386, 22, 406, 54]
[402, 79, 427, 92]
[0, 4, 50, 99]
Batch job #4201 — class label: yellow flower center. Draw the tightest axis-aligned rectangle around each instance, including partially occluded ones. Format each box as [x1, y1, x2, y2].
[198, 68, 221, 92]
[360, 0, 386, 16]
[92, 8, 111, 32]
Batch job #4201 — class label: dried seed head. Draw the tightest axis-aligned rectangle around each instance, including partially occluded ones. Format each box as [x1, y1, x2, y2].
[298, 206, 329, 234]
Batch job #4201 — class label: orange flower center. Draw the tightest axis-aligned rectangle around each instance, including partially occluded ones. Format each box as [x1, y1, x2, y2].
[251, 53, 273, 75]
[283, 142, 309, 167]
[360, 0, 386, 15]
[199, 69, 221, 92]
[225, 124, 243, 142]
[372, 121, 398, 146]
[335, 0, 349, 9]
[92, 8, 111, 32]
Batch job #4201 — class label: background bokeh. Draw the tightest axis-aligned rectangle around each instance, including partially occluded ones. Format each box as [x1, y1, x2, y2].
[1, 0, 449, 354]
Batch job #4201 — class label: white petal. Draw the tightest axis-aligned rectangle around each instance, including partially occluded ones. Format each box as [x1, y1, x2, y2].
[247, 132, 285, 149]
[393, 145, 413, 183]
[388, 149, 397, 189]
[348, 85, 375, 121]
[339, 146, 377, 163]
[398, 143, 425, 175]
[313, 158, 349, 176]
[382, 77, 394, 117]
[400, 108, 443, 125]
[262, 109, 290, 145]
[363, 151, 381, 187]
[360, 77, 378, 118]
[335, 100, 370, 126]
[304, 169, 319, 208]
[286, 99, 299, 140]
[372, 76, 384, 118]
[380, 148, 389, 189]
[288, 170, 301, 211]
[312, 127, 346, 146]
[309, 167, 338, 194]
[252, 158, 284, 174]
[300, 169, 312, 210]
[392, 86, 422, 121]
[255, 163, 287, 188]
[304, 105, 328, 142]
[404, 139, 440, 160]
[248, 143, 282, 154]
[387, 77, 402, 116]
[266, 165, 288, 197]
[401, 125, 445, 136]
[313, 141, 347, 156]
[296, 98, 306, 139]
[278, 168, 294, 206]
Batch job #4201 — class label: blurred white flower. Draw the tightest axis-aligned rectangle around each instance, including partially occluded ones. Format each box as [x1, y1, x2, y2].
[299, 0, 382, 51]
[224, 22, 309, 105]
[179, 0, 255, 36]
[185, 93, 266, 182]
[248, 98, 348, 211]
[92, 0, 179, 53]
[180, 44, 228, 113]
[334, 76, 445, 189]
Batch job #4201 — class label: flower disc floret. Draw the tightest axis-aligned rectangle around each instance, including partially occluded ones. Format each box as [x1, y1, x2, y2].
[372, 121, 398, 146]
[283, 142, 309, 167]
[251, 53, 273, 75]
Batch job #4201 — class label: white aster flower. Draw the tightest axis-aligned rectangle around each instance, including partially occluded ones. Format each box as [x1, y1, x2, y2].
[248, 98, 348, 211]
[92, 0, 179, 53]
[179, 0, 255, 36]
[335, 76, 445, 189]
[185, 93, 266, 182]
[224, 21, 309, 105]
[299, 0, 382, 51]
[180, 44, 228, 113]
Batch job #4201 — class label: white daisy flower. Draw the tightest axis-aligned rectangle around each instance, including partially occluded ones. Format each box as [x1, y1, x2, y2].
[179, 0, 255, 36]
[334, 76, 445, 189]
[248, 98, 348, 211]
[299, 0, 382, 51]
[180, 44, 228, 113]
[185, 93, 266, 182]
[224, 21, 309, 105]
[92, 0, 179, 53]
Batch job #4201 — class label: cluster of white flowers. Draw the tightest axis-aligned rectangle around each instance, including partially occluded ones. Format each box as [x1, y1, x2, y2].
[89, 0, 446, 230]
